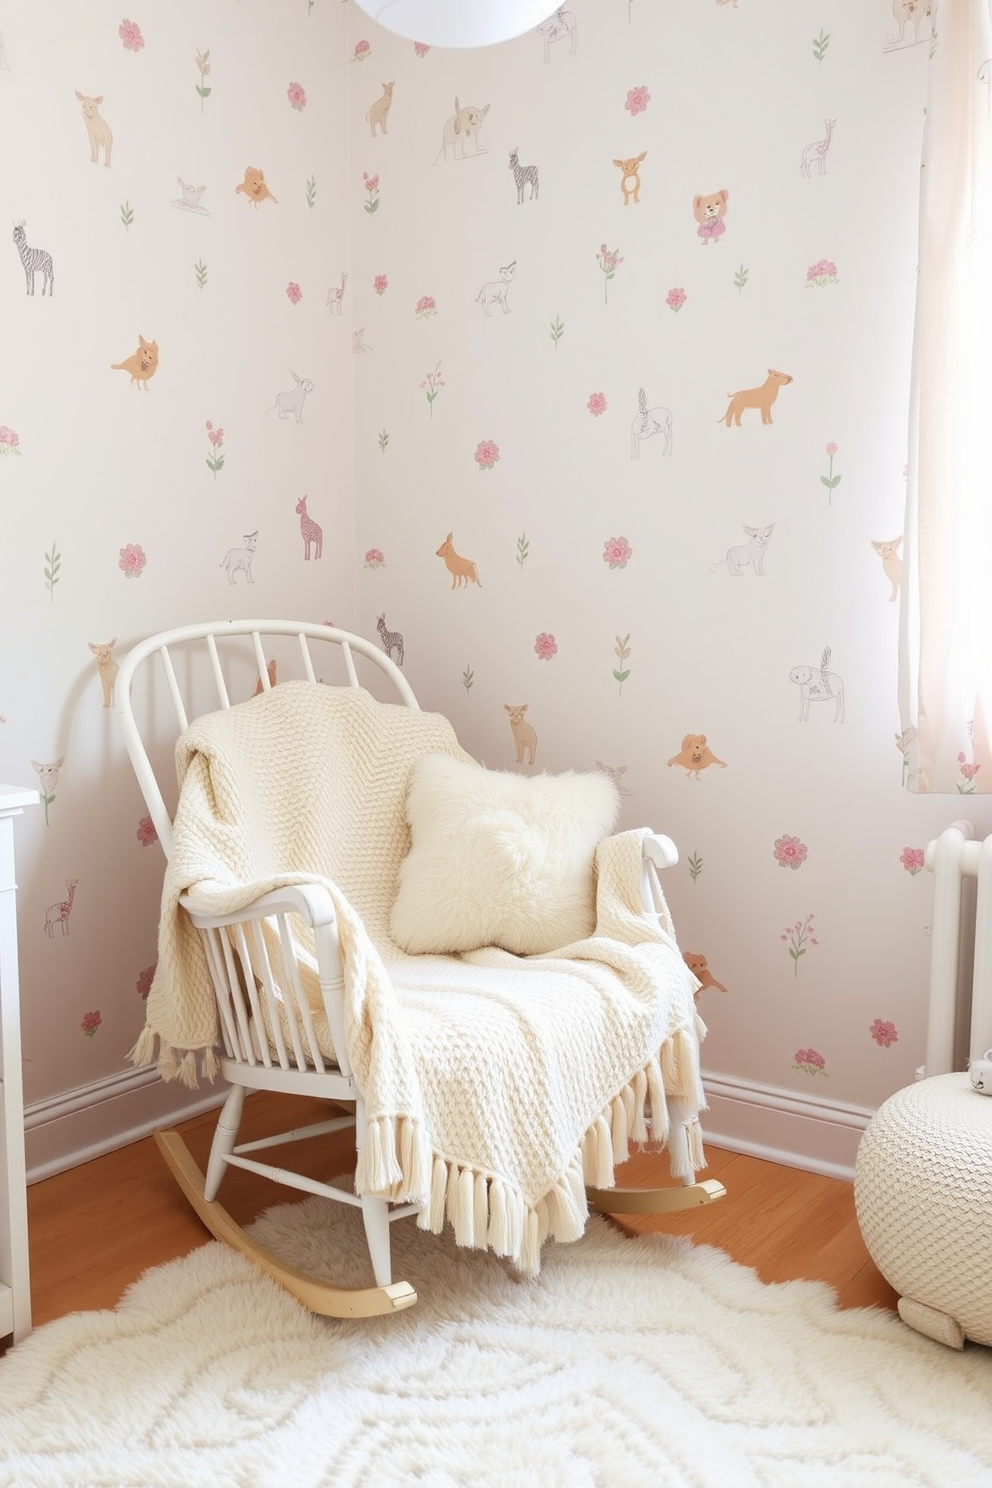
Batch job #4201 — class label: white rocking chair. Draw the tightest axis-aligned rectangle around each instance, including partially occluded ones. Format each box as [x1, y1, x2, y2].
[116, 620, 724, 1320]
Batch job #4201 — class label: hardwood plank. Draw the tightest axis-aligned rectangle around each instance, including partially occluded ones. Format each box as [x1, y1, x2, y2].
[23, 1093, 355, 1330]
[7, 1092, 897, 1350]
[611, 1148, 898, 1311]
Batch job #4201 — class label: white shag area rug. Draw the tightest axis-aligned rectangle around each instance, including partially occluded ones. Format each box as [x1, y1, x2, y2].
[1, 1196, 991, 1488]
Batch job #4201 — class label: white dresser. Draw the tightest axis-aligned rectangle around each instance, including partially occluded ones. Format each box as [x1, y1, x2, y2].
[0, 784, 39, 1344]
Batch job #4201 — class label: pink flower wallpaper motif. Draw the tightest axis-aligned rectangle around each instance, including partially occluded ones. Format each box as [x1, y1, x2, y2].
[596, 245, 624, 304]
[415, 294, 437, 319]
[136, 815, 157, 847]
[625, 85, 650, 116]
[118, 18, 144, 51]
[793, 1047, 827, 1076]
[420, 361, 444, 417]
[869, 1018, 899, 1047]
[136, 966, 155, 1000]
[118, 543, 146, 579]
[81, 1010, 102, 1037]
[363, 172, 380, 215]
[821, 442, 842, 501]
[603, 536, 632, 570]
[205, 420, 225, 478]
[474, 439, 499, 471]
[0, 0, 941, 1161]
[774, 835, 807, 870]
[957, 752, 980, 793]
[805, 258, 838, 287]
[781, 913, 817, 975]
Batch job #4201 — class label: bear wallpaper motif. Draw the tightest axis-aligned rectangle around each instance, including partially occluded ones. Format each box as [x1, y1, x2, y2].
[1, 0, 987, 1180]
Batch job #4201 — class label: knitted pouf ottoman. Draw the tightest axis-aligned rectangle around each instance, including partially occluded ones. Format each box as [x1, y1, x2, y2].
[855, 1072, 992, 1350]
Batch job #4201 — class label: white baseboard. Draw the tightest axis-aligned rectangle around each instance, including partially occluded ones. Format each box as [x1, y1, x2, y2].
[700, 1069, 874, 1181]
[24, 1066, 226, 1185]
[21, 1064, 875, 1188]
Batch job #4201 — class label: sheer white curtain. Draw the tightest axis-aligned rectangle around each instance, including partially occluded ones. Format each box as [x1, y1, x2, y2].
[900, 0, 992, 794]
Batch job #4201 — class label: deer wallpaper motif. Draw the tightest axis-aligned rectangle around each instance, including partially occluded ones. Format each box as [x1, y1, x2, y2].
[346, 0, 990, 1120]
[0, 0, 985, 1176]
[0, 0, 355, 1125]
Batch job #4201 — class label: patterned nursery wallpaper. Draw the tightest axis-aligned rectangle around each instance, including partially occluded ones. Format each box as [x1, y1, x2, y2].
[347, 0, 992, 1112]
[0, 0, 355, 1108]
[1, 0, 986, 1147]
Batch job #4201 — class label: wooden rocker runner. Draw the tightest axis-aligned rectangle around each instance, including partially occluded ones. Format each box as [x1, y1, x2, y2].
[155, 1129, 417, 1318]
[117, 621, 722, 1319]
[587, 1179, 727, 1215]
[155, 1130, 725, 1319]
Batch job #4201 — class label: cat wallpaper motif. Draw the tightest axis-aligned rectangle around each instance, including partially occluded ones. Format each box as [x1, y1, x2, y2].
[1, 0, 985, 1179]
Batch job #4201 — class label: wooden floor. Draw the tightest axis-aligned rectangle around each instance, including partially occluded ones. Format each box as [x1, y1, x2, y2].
[8, 1090, 897, 1349]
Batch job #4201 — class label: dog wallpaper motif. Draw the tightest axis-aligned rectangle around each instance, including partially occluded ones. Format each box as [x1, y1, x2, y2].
[0, 0, 984, 1178]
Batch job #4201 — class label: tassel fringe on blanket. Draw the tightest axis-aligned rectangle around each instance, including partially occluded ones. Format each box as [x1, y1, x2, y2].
[130, 1020, 705, 1279]
[127, 1026, 220, 1089]
[355, 1035, 704, 1278]
[130, 683, 708, 1277]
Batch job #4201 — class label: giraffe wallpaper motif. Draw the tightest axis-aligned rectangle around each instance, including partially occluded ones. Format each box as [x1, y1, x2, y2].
[0, 0, 984, 1178]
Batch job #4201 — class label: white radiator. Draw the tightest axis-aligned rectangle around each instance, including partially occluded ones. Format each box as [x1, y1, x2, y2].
[923, 821, 992, 1078]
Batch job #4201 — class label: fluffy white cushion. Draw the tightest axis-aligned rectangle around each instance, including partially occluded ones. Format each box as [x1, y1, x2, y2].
[389, 754, 621, 956]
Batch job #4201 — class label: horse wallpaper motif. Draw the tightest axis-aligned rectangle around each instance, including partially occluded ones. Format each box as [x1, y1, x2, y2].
[0, 0, 983, 1177]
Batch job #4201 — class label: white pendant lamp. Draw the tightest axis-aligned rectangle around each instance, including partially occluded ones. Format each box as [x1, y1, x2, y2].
[351, 0, 564, 48]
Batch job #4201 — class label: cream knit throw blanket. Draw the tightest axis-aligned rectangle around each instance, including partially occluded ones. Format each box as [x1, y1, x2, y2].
[131, 682, 707, 1274]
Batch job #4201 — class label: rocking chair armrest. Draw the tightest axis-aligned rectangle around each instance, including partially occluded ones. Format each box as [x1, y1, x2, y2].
[180, 882, 339, 932]
[641, 833, 679, 871]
